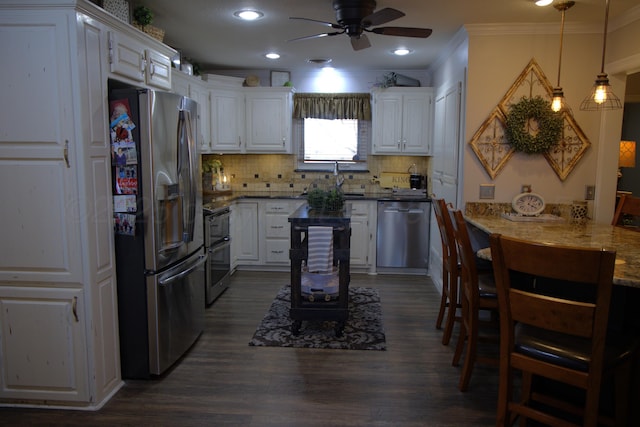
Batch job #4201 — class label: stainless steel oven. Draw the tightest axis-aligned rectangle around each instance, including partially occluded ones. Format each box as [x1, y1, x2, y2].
[204, 206, 231, 305]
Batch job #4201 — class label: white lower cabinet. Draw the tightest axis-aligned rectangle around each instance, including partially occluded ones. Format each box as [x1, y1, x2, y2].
[0, 286, 88, 402]
[231, 201, 260, 267]
[231, 199, 375, 271]
[348, 201, 375, 269]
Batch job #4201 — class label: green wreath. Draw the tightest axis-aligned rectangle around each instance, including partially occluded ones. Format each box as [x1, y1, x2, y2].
[505, 96, 563, 154]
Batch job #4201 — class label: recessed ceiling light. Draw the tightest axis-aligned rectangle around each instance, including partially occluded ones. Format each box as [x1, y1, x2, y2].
[535, 0, 553, 6]
[265, 52, 280, 60]
[393, 48, 412, 56]
[233, 10, 264, 21]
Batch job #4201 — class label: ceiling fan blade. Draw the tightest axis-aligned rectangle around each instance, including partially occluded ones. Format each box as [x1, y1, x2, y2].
[289, 17, 343, 30]
[361, 8, 405, 27]
[350, 34, 371, 51]
[288, 31, 344, 42]
[370, 27, 433, 38]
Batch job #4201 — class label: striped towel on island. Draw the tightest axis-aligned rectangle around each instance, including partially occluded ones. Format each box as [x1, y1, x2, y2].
[307, 226, 334, 274]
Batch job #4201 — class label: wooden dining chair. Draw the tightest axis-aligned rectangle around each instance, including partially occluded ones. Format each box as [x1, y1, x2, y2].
[489, 233, 638, 427]
[450, 209, 499, 392]
[612, 193, 640, 229]
[432, 199, 461, 345]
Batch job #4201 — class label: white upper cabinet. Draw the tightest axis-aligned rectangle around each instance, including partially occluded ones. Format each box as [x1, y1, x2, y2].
[244, 87, 294, 153]
[210, 87, 245, 153]
[189, 80, 211, 153]
[108, 30, 172, 91]
[171, 71, 211, 152]
[371, 87, 434, 155]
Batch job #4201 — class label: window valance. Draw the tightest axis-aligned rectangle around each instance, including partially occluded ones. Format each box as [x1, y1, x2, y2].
[293, 93, 371, 120]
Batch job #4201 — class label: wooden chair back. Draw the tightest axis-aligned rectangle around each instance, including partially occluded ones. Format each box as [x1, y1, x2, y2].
[450, 209, 499, 391]
[432, 199, 460, 345]
[489, 233, 617, 427]
[433, 199, 457, 273]
[612, 193, 640, 228]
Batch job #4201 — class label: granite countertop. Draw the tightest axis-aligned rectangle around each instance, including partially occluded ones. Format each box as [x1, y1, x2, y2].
[202, 190, 430, 212]
[466, 214, 640, 288]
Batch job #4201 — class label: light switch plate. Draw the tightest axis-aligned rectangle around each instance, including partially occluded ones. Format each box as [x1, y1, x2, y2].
[479, 184, 495, 199]
[585, 185, 595, 200]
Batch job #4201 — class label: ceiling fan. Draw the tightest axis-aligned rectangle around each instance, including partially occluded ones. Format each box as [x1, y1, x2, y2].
[289, 0, 432, 51]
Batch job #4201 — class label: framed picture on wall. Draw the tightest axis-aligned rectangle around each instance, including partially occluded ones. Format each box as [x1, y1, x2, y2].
[270, 71, 290, 87]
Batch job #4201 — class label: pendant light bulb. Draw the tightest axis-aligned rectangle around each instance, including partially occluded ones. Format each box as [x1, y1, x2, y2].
[551, 89, 564, 112]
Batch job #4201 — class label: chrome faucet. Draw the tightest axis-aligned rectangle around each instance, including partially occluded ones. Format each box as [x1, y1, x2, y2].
[334, 161, 344, 188]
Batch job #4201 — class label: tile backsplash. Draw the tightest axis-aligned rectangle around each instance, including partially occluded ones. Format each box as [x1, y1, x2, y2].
[202, 153, 431, 194]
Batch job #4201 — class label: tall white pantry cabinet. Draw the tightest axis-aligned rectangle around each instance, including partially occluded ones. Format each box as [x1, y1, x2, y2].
[0, 0, 173, 409]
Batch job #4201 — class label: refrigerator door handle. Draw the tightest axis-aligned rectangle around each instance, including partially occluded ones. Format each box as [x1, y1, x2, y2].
[159, 254, 207, 286]
[185, 109, 197, 241]
[177, 108, 197, 244]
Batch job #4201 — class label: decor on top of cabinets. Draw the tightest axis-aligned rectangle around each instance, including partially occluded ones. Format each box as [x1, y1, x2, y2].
[469, 58, 591, 181]
[132, 5, 164, 42]
[101, 0, 131, 23]
[270, 70, 291, 87]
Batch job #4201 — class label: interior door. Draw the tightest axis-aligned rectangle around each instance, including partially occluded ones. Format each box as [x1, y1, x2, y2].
[429, 82, 462, 292]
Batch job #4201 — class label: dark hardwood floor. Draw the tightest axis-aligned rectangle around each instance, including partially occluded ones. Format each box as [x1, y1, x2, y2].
[0, 271, 500, 426]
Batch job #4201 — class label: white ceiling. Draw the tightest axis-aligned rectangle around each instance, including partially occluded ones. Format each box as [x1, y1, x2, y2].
[134, 0, 639, 73]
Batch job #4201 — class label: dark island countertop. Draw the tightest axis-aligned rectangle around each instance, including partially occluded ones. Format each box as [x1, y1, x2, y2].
[288, 203, 352, 225]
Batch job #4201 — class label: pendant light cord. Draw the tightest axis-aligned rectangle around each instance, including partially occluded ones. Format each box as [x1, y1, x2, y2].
[600, 0, 610, 74]
[556, 8, 567, 87]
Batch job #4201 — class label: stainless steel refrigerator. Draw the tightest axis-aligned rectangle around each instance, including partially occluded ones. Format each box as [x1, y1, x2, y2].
[109, 84, 205, 378]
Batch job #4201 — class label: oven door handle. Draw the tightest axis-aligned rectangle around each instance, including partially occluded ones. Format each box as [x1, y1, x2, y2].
[209, 237, 231, 250]
[159, 254, 208, 286]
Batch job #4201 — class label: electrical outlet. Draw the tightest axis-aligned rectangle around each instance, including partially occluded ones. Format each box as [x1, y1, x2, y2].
[479, 184, 495, 199]
[585, 185, 595, 200]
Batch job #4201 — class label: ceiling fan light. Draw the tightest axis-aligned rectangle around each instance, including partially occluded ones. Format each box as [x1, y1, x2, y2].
[234, 10, 264, 21]
[535, 0, 554, 6]
[265, 52, 281, 60]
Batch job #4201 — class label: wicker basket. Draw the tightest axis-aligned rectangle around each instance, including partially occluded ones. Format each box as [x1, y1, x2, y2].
[133, 23, 165, 42]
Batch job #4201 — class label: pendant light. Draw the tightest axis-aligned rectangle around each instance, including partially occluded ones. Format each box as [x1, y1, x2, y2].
[551, 1, 575, 113]
[580, 0, 622, 111]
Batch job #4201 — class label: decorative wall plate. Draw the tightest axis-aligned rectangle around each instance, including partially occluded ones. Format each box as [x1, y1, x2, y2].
[543, 112, 591, 181]
[468, 108, 514, 179]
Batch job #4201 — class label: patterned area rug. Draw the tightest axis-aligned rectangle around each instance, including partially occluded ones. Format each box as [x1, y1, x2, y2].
[249, 285, 386, 351]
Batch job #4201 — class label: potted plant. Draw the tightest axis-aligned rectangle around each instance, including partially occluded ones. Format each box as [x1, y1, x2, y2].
[133, 5, 153, 26]
[132, 6, 164, 42]
[306, 188, 344, 212]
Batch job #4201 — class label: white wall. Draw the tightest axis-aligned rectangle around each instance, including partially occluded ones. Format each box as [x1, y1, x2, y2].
[464, 28, 609, 213]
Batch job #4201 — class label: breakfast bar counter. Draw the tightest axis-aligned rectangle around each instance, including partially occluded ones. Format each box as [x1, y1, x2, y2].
[466, 214, 640, 289]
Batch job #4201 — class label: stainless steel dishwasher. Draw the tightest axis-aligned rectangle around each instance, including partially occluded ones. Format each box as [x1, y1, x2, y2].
[376, 200, 430, 270]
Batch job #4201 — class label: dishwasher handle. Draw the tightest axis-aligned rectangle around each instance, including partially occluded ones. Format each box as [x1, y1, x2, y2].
[383, 207, 425, 214]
